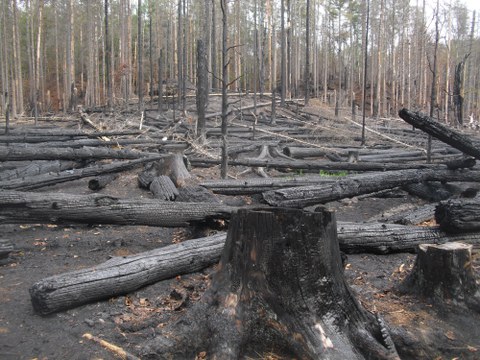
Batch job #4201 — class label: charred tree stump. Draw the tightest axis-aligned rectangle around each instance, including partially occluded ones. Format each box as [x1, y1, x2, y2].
[398, 108, 480, 159]
[400, 242, 480, 311]
[149, 175, 179, 200]
[29, 233, 226, 315]
[435, 198, 480, 233]
[138, 153, 192, 188]
[141, 208, 399, 359]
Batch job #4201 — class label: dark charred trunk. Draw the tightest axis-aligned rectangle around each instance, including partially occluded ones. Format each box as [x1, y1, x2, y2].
[149, 175, 179, 200]
[141, 207, 398, 359]
[398, 108, 480, 159]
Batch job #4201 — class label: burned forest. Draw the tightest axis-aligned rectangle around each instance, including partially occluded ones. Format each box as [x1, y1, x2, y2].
[1, 0, 480, 359]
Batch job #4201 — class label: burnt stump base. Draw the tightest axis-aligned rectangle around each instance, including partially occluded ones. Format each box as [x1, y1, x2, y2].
[141, 208, 398, 359]
[400, 242, 480, 311]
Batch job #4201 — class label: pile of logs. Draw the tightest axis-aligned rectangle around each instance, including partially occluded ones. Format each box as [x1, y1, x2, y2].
[2, 105, 480, 358]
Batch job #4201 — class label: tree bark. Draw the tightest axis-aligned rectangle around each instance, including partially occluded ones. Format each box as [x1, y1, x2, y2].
[400, 242, 479, 311]
[435, 197, 480, 233]
[149, 175, 178, 200]
[88, 173, 118, 191]
[196, 39, 207, 143]
[0, 156, 164, 191]
[0, 145, 155, 161]
[263, 169, 480, 208]
[398, 108, 480, 160]
[0, 190, 235, 227]
[29, 233, 226, 315]
[0, 160, 78, 181]
[141, 208, 398, 359]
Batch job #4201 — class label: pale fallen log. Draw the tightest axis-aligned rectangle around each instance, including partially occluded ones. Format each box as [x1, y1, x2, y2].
[30, 233, 226, 315]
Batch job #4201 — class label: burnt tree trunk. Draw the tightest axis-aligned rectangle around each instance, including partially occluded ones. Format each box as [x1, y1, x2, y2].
[29, 233, 226, 315]
[435, 197, 480, 233]
[0, 190, 234, 227]
[263, 168, 480, 208]
[141, 208, 398, 359]
[398, 108, 480, 160]
[149, 175, 179, 200]
[400, 242, 479, 311]
[196, 39, 208, 143]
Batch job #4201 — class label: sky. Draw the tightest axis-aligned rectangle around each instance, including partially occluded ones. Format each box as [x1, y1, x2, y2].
[463, 0, 480, 12]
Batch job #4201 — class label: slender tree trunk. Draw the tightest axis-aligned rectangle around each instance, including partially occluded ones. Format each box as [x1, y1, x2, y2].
[196, 39, 207, 143]
[220, 0, 228, 179]
[105, 0, 113, 111]
[280, 0, 286, 106]
[158, 49, 163, 112]
[361, 0, 370, 145]
[304, 0, 310, 106]
[427, 0, 440, 163]
[12, 0, 23, 116]
[138, 0, 144, 111]
[211, 0, 217, 90]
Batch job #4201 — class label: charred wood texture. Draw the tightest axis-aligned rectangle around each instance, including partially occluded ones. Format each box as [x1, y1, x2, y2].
[398, 108, 480, 159]
[0, 160, 79, 181]
[400, 242, 480, 311]
[0, 156, 165, 191]
[263, 169, 480, 208]
[435, 198, 480, 233]
[29, 233, 226, 315]
[149, 176, 178, 200]
[0, 239, 14, 264]
[0, 190, 235, 227]
[0, 145, 155, 161]
[88, 174, 118, 191]
[141, 208, 398, 359]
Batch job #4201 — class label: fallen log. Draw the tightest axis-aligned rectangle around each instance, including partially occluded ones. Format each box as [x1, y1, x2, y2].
[381, 203, 436, 225]
[398, 108, 480, 160]
[263, 168, 480, 208]
[0, 145, 156, 161]
[0, 190, 235, 227]
[27, 220, 480, 315]
[141, 207, 398, 359]
[200, 174, 343, 195]
[0, 160, 79, 181]
[29, 233, 226, 315]
[0, 239, 14, 264]
[0, 156, 166, 191]
[189, 156, 437, 172]
[337, 222, 479, 254]
[435, 197, 480, 233]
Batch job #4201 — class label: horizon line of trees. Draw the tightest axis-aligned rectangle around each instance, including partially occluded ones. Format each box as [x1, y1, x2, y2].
[0, 0, 479, 125]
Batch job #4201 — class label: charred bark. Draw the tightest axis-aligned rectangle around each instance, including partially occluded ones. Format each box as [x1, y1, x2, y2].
[263, 169, 480, 208]
[141, 208, 398, 359]
[435, 197, 480, 233]
[0, 239, 14, 264]
[0, 145, 155, 161]
[149, 175, 179, 200]
[29, 233, 226, 315]
[0, 190, 235, 227]
[88, 174, 118, 191]
[398, 108, 480, 160]
[0, 156, 165, 191]
[400, 242, 480, 311]
[0, 160, 79, 181]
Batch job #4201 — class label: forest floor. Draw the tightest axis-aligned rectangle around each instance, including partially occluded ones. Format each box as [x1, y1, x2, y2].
[0, 99, 480, 359]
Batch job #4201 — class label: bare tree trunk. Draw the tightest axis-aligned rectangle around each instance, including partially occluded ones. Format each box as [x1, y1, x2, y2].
[211, 0, 217, 90]
[105, 0, 113, 111]
[280, 0, 286, 106]
[158, 49, 163, 112]
[12, 0, 23, 116]
[196, 39, 208, 143]
[137, 0, 144, 111]
[304, 0, 310, 106]
[220, 0, 228, 179]
[427, 0, 440, 163]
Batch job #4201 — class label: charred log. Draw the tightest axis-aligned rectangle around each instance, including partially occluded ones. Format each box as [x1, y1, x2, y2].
[435, 197, 480, 233]
[398, 108, 480, 159]
[263, 169, 480, 208]
[0, 239, 14, 264]
[29, 233, 226, 315]
[0, 156, 165, 191]
[141, 208, 399, 359]
[0, 190, 235, 227]
[0, 160, 79, 181]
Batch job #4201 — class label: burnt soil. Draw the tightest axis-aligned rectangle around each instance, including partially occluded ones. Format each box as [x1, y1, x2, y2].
[1, 104, 480, 359]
